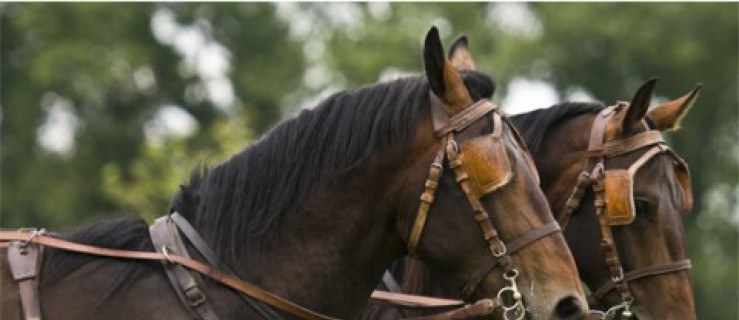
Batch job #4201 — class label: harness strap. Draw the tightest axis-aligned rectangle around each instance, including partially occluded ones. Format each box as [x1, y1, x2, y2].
[369, 290, 465, 309]
[590, 259, 692, 302]
[460, 221, 561, 298]
[591, 165, 635, 309]
[0, 231, 340, 320]
[403, 298, 499, 320]
[381, 270, 403, 293]
[430, 93, 497, 137]
[557, 170, 593, 229]
[8, 238, 43, 320]
[598, 131, 664, 157]
[150, 217, 221, 320]
[169, 213, 226, 270]
[408, 136, 448, 257]
[168, 212, 284, 319]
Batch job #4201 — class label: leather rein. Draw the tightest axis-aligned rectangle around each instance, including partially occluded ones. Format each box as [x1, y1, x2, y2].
[557, 103, 693, 318]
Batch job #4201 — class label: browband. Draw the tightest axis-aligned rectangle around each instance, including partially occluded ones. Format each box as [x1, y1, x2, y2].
[429, 92, 497, 137]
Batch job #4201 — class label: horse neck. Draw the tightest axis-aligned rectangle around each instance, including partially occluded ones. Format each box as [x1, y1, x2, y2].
[193, 152, 409, 317]
[527, 114, 608, 285]
[528, 113, 595, 217]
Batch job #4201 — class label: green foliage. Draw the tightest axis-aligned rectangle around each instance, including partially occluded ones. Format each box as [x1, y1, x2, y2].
[1, 3, 736, 318]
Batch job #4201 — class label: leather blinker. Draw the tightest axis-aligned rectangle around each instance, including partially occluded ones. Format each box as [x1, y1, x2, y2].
[459, 133, 513, 196]
[604, 170, 636, 225]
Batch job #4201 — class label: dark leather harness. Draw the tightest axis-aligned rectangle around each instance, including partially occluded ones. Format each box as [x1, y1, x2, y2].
[557, 103, 693, 318]
[1, 95, 560, 320]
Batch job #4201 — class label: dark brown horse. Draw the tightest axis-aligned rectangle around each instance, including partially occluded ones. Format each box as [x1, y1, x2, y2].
[1, 28, 586, 320]
[365, 38, 697, 320]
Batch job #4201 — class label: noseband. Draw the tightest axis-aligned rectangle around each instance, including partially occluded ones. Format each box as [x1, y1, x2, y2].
[558, 103, 693, 318]
[405, 94, 561, 320]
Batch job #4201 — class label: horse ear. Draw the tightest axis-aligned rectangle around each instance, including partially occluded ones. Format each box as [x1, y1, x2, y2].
[423, 27, 474, 115]
[647, 84, 701, 131]
[620, 78, 657, 135]
[448, 35, 476, 71]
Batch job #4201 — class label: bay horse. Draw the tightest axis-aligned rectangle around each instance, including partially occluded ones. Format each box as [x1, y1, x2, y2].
[365, 37, 697, 320]
[0, 28, 587, 320]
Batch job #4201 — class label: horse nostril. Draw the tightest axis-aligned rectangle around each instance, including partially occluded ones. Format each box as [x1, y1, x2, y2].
[554, 295, 585, 320]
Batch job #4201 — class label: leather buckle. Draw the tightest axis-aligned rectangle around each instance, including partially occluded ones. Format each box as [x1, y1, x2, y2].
[184, 286, 207, 307]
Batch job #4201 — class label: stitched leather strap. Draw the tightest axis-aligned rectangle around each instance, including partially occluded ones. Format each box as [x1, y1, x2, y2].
[8, 240, 43, 320]
[430, 92, 497, 137]
[590, 259, 692, 302]
[408, 137, 448, 257]
[0, 231, 340, 320]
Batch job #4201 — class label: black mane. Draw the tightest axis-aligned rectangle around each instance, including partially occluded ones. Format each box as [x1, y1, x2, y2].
[172, 72, 495, 264]
[510, 102, 605, 153]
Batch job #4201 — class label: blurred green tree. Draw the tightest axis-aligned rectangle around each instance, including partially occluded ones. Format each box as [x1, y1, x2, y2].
[1, 3, 305, 225]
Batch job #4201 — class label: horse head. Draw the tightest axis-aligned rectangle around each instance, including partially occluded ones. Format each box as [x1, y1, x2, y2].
[400, 28, 586, 319]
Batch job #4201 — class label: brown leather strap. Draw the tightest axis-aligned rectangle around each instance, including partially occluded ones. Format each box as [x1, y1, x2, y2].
[369, 290, 465, 309]
[590, 259, 692, 302]
[587, 106, 616, 152]
[598, 131, 664, 157]
[461, 221, 561, 298]
[408, 136, 448, 257]
[8, 240, 43, 320]
[0, 231, 339, 320]
[403, 298, 499, 320]
[558, 170, 593, 229]
[591, 165, 634, 307]
[150, 217, 221, 320]
[431, 93, 497, 137]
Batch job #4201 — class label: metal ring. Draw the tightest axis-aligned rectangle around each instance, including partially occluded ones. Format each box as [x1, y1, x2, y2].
[492, 240, 507, 257]
[611, 267, 625, 283]
[503, 301, 526, 320]
[503, 269, 519, 281]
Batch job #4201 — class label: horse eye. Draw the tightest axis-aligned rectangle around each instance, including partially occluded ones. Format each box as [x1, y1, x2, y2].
[634, 200, 651, 214]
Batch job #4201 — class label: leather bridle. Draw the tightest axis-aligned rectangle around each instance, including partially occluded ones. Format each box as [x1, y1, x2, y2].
[557, 103, 693, 318]
[404, 94, 562, 320]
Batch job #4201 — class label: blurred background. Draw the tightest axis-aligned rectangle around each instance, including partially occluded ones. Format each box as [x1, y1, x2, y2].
[1, 3, 736, 318]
